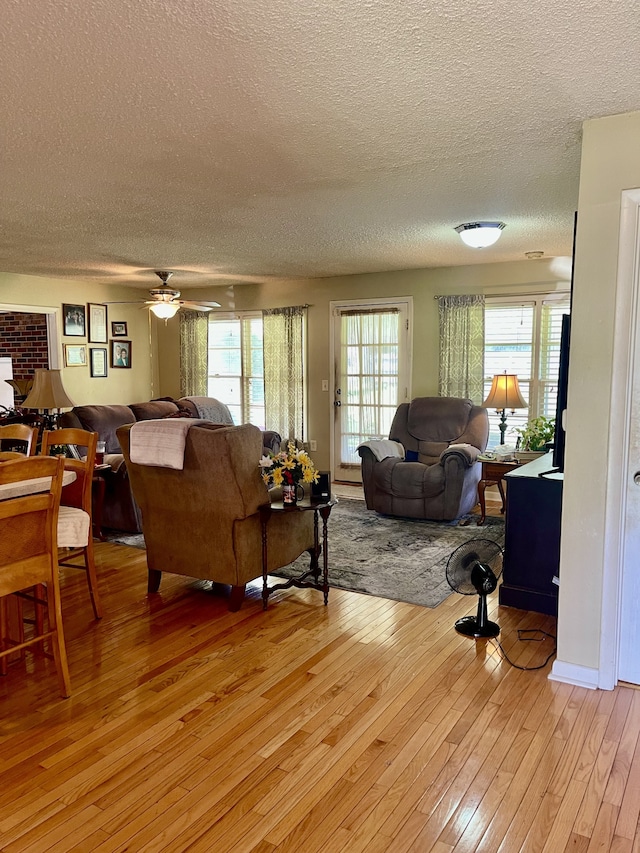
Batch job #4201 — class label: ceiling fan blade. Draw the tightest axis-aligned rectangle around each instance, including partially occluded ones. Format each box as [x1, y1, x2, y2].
[181, 300, 220, 311]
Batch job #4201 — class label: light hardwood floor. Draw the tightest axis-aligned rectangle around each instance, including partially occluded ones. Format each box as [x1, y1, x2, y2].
[1, 508, 638, 852]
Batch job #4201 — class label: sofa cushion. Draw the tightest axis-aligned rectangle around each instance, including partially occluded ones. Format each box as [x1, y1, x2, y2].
[71, 405, 136, 454]
[128, 400, 180, 421]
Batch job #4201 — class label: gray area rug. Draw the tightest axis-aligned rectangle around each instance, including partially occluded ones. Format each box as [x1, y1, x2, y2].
[106, 499, 504, 609]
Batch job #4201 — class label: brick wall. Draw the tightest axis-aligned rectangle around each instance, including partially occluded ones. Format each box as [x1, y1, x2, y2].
[0, 312, 49, 401]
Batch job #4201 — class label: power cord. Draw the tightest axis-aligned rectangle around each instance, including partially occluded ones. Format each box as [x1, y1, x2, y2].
[490, 628, 557, 670]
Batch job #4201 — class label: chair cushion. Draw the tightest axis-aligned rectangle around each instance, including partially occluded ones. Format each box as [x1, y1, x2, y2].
[58, 506, 90, 547]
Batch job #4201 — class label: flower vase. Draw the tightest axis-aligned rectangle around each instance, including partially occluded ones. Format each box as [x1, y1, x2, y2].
[283, 484, 297, 505]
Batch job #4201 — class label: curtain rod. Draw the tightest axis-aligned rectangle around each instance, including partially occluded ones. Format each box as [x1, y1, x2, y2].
[433, 291, 570, 300]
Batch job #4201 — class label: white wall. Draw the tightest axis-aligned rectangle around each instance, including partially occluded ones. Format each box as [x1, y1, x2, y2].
[552, 110, 640, 686]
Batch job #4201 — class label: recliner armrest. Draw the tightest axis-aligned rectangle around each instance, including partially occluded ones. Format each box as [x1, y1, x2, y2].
[439, 443, 481, 468]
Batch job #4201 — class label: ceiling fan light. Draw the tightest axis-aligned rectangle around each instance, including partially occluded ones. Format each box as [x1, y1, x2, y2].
[150, 301, 179, 319]
[455, 222, 506, 248]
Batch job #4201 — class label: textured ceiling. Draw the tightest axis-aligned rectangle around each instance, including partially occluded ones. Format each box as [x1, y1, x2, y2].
[2, 0, 640, 289]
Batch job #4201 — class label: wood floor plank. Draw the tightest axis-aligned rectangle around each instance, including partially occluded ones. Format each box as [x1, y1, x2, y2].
[1, 536, 639, 853]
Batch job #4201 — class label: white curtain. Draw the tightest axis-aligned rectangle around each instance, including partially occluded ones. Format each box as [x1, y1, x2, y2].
[262, 306, 306, 441]
[179, 311, 209, 397]
[438, 295, 485, 402]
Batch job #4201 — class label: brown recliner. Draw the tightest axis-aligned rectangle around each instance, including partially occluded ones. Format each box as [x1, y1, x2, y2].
[357, 397, 489, 521]
[117, 421, 317, 611]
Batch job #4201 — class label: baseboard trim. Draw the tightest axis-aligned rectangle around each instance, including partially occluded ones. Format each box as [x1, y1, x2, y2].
[549, 660, 600, 690]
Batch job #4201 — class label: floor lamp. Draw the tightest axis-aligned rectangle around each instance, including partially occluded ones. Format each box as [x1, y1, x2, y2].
[22, 369, 76, 431]
[482, 372, 527, 445]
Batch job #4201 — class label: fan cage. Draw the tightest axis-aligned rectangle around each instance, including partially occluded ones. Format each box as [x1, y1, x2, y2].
[445, 538, 503, 595]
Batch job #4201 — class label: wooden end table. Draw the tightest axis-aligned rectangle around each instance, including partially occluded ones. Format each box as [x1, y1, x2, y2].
[477, 459, 520, 526]
[92, 463, 111, 540]
[259, 497, 338, 609]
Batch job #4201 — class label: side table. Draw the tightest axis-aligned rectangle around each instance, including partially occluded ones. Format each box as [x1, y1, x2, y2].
[477, 459, 520, 525]
[259, 497, 337, 609]
[92, 463, 111, 540]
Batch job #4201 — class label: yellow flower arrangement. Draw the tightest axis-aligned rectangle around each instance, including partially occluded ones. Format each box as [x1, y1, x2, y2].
[259, 441, 319, 488]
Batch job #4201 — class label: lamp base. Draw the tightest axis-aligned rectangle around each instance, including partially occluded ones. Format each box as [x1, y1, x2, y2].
[498, 411, 507, 445]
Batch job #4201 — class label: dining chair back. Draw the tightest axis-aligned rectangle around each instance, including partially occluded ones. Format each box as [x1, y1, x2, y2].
[41, 428, 102, 619]
[0, 455, 71, 697]
[0, 424, 38, 456]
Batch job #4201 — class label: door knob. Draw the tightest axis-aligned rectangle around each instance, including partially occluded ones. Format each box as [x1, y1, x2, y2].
[634, 472, 640, 485]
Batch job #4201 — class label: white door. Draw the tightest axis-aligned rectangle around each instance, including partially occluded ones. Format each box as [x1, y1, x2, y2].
[331, 299, 411, 484]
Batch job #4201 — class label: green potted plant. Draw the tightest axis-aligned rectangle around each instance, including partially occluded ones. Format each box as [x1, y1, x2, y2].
[513, 415, 556, 462]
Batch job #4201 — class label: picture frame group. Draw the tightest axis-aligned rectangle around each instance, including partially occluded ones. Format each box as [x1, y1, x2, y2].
[62, 301, 131, 376]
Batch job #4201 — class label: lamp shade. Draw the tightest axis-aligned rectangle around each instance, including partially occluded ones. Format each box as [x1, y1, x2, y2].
[482, 373, 527, 412]
[455, 222, 505, 248]
[150, 302, 180, 319]
[22, 368, 75, 411]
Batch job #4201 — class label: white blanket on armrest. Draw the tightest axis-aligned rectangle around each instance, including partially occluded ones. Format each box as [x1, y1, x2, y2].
[357, 439, 405, 462]
[129, 418, 208, 470]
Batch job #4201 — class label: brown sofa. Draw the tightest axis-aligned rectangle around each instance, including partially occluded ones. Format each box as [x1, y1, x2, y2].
[60, 397, 281, 532]
[117, 421, 317, 610]
[357, 396, 489, 521]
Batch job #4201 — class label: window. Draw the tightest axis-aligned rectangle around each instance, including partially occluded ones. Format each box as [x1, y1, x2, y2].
[484, 295, 570, 447]
[207, 314, 265, 428]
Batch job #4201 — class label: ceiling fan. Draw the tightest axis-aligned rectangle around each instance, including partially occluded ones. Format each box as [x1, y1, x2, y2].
[108, 271, 221, 319]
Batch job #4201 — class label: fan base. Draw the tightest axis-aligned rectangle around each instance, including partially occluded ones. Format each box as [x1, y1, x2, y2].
[454, 616, 500, 639]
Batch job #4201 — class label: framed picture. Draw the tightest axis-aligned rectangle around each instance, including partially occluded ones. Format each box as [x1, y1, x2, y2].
[90, 347, 108, 378]
[111, 321, 128, 337]
[64, 344, 87, 367]
[111, 339, 131, 368]
[88, 303, 108, 343]
[62, 304, 86, 337]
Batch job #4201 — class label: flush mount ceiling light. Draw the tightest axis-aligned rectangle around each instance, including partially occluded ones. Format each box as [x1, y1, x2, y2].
[455, 221, 506, 248]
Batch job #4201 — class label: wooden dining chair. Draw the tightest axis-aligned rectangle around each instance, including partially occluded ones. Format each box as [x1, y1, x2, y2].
[41, 428, 103, 619]
[0, 424, 38, 456]
[0, 455, 71, 698]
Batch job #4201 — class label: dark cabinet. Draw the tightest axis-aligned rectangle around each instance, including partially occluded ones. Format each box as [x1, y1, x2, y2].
[500, 454, 562, 616]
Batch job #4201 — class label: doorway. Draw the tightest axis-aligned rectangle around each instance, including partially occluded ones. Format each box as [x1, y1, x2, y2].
[0, 303, 59, 409]
[330, 298, 412, 484]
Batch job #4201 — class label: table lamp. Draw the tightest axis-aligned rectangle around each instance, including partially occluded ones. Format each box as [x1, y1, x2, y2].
[482, 372, 527, 444]
[22, 368, 76, 430]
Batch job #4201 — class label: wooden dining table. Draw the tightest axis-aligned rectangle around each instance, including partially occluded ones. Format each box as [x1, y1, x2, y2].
[0, 465, 76, 500]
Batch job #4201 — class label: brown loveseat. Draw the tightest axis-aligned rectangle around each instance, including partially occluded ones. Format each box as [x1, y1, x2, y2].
[60, 397, 281, 532]
[117, 422, 317, 611]
[357, 396, 489, 521]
